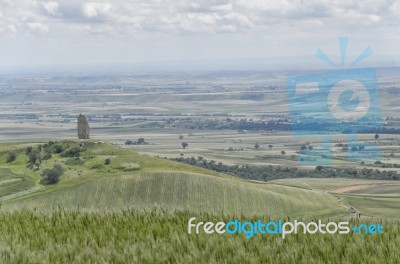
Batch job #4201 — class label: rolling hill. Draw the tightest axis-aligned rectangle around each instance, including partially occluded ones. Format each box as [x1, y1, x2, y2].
[0, 140, 348, 217]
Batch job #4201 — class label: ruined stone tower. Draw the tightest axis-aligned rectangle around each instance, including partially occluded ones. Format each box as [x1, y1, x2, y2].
[77, 114, 90, 139]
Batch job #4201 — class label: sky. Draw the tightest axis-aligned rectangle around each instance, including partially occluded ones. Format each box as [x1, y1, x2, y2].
[0, 0, 399, 70]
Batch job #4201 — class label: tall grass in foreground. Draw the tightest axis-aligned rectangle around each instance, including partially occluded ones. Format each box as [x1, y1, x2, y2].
[0, 209, 398, 263]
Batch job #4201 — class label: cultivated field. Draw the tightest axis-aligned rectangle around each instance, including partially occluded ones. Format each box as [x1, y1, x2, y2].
[272, 178, 400, 218]
[0, 210, 399, 264]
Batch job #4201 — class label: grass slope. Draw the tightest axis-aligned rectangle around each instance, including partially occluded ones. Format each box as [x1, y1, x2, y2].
[5, 172, 346, 217]
[0, 140, 348, 217]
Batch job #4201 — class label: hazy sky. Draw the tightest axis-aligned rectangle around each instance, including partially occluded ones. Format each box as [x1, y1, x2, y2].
[0, 0, 399, 69]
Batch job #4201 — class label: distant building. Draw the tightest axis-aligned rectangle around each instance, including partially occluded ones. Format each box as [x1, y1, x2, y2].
[77, 114, 90, 139]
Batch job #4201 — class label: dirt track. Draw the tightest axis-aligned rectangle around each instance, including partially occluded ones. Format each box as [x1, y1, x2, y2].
[330, 183, 400, 194]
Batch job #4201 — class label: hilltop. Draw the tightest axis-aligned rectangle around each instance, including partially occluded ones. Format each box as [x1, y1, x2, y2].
[0, 140, 348, 217]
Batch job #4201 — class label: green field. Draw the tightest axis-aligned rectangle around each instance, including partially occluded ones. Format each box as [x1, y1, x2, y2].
[0, 210, 398, 264]
[270, 178, 400, 191]
[272, 178, 400, 218]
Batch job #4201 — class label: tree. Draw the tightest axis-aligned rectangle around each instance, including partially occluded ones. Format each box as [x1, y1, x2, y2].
[308, 145, 313, 151]
[104, 158, 111, 165]
[136, 138, 146, 145]
[268, 144, 273, 150]
[375, 134, 379, 140]
[125, 140, 134, 145]
[6, 152, 17, 163]
[41, 164, 65, 184]
[179, 134, 184, 140]
[281, 150, 286, 155]
[254, 143, 260, 150]
[26, 146, 33, 155]
[28, 150, 39, 164]
[42, 151, 52, 160]
[182, 142, 188, 149]
[53, 144, 64, 154]
[61, 147, 81, 158]
[300, 145, 307, 151]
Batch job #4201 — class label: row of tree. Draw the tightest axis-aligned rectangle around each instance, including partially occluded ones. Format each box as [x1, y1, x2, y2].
[171, 156, 400, 181]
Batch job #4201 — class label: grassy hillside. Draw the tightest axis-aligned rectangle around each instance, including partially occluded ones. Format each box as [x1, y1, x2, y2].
[0, 140, 348, 217]
[5, 172, 346, 217]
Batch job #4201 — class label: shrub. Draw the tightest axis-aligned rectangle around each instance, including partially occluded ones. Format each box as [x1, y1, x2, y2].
[26, 146, 33, 155]
[90, 163, 105, 170]
[53, 145, 64, 154]
[119, 163, 140, 171]
[6, 152, 17, 163]
[42, 152, 52, 160]
[28, 150, 40, 164]
[64, 158, 84, 166]
[61, 147, 81, 158]
[41, 164, 65, 184]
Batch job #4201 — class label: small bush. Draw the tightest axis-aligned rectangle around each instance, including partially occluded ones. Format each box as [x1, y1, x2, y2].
[41, 164, 65, 184]
[125, 140, 134, 145]
[6, 152, 17, 163]
[119, 163, 140, 171]
[53, 145, 64, 154]
[61, 147, 81, 158]
[90, 163, 105, 170]
[42, 152, 52, 160]
[64, 158, 84, 166]
[26, 146, 33, 155]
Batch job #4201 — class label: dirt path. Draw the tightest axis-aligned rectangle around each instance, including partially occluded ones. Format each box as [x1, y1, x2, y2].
[329, 183, 400, 194]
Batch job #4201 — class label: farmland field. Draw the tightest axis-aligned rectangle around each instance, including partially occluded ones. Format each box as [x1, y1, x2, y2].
[1, 71, 400, 172]
[273, 178, 400, 218]
[0, 210, 399, 264]
[270, 178, 400, 191]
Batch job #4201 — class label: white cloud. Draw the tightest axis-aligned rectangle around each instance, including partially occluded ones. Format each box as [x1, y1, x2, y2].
[42, 1, 61, 16]
[7, 24, 17, 33]
[0, 0, 399, 67]
[0, 0, 397, 36]
[27, 22, 49, 33]
[82, 2, 112, 18]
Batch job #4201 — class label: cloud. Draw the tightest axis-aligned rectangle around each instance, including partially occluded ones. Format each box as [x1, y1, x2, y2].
[27, 22, 49, 33]
[0, 0, 398, 37]
[0, 0, 399, 67]
[82, 2, 112, 18]
[42, 1, 61, 16]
